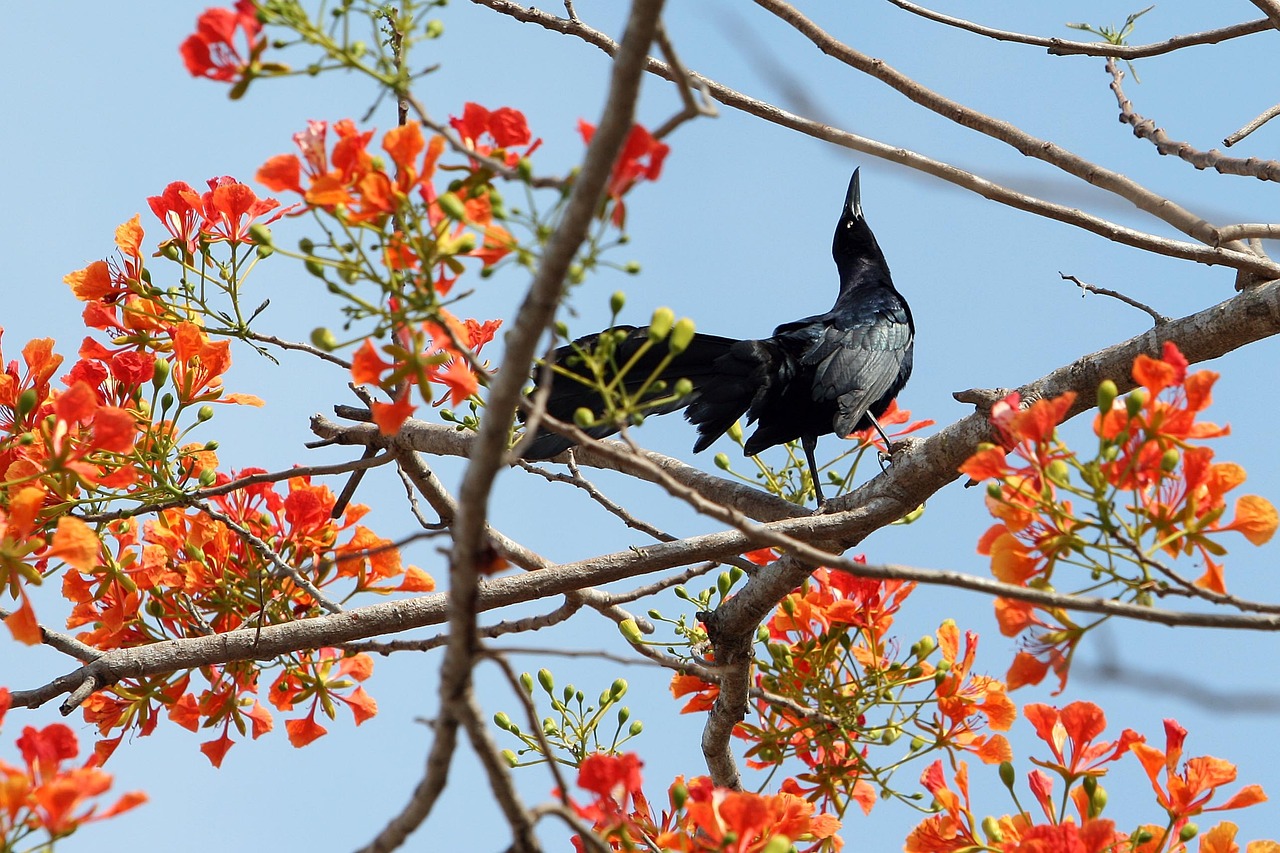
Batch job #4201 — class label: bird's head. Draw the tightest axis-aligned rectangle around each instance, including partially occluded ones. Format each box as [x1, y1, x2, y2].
[832, 168, 891, 284]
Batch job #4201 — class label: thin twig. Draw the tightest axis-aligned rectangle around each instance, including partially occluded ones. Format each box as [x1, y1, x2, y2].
[1061, 272, 1171, 325]
[0, 608, 103, 662]
[649, 22, 718, 140]
[1225, 102, 1280, 147]
[883, 0, 1271, 59]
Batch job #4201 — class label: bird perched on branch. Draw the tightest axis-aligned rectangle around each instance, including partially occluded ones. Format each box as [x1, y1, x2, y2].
[519, 168, 914, 506]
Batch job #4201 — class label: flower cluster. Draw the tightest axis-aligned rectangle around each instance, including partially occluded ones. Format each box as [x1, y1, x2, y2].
[0, 689, 146, 848]
[578, 120, 670, 226]
[569, 752, 841, 853]
[960, 343, 1278, 690]
[350, 311, 502, 434]
[906, 701, 1269, 853]
[672, 561, 1012, 823]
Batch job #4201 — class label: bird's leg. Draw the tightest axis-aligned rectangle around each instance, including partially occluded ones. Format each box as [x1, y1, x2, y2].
[801, 433, 826, 507]
[867, 413, 894, 471]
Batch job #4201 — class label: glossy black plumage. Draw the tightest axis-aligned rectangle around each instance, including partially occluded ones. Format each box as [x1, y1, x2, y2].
[520, 169, 914, 505]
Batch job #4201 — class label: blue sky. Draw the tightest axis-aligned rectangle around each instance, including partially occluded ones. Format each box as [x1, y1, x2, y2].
[4, 1, 1280, 849]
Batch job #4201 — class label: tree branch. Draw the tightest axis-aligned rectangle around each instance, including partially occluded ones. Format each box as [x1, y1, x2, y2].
[467, 0, 1280, 281]
[883, 1, 1271, 59]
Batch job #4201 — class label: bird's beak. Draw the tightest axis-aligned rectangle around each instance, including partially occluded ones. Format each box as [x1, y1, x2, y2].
[845, 168, 863, 220]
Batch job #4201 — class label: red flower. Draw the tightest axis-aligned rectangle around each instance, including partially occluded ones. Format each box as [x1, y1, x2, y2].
[578, 120, 670, 226]
[181, 1, 265, 84]
[450, 103, 540, 166]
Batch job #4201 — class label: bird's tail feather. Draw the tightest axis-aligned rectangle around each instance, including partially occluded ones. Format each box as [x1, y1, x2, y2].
[519, 326, 739, 459]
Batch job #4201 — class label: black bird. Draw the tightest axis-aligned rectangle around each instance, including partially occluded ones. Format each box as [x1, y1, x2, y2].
[520, 169, 914, 506]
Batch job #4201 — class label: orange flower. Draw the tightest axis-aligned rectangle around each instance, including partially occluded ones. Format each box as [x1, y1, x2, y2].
[180, 0, 265, 84]
[1131, 719, 1267, 829]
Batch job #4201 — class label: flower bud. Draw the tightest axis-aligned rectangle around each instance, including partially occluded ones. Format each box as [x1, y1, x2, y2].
[15, 389, 37, 422]
[617, 706, 630, 725]
[672, 378, 693, 398]
[198, 469, 217, 487]
[727, 420, 744, 443]
[981, 816, 1005, 843]
[197, 405, 215, 422]
[537, 668, 554, 694]
[1125, 388, 1148, 417]
[648, 307, 674, 342]
[425, 19, 444, 38]
[493, 712, 513, 731]
[717, 571, 733, 597]
[1045, 459, 1071, 485]
[1160, 448, 1180, 472]
[610, 678, 628, 698]
[714, 453, 731, 471]
[304, 257, 326, 278]
[517, 158, 534, 181]
[610, 291, 626, 315]
[998, 761, 1016, 788]
[311, 327, 338, 352]
[619, 619, 644, 644]
[248, 224, 273, 247]
[160, 392, 175, 412]
[668, 317, 696, 356]
[519, 672, 534, 694]
[573, 407, 595, 428]
[671, 782, 688, 810]
[501, 749, 519, 767]
[628, 720, 643, 736]
[760, 837, 791, 853]
[1179, 823, 1198, 842]
[437, 191, 468, 221]
[1096, 379, 1118, 412]
[151, 358, 171, 389]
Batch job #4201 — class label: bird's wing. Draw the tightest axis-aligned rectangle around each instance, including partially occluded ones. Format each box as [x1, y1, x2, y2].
[800, 301, 913, 437]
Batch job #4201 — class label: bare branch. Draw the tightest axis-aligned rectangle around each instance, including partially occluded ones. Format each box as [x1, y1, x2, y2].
[650, 22, 718, 140]
[1108, 58, 1280, 182]
[883, 0, 1271, 59]
[1060, 272, 1171, 326]
[0, 607, 103, 663]
[467, 0, 1280, 281]
[1225, 102, 1280, 147]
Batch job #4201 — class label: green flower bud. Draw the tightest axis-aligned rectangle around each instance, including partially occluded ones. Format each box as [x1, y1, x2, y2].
[437, 191, 468, 221]
[310, 327, 338, 352]
[425, 19, 444, 38]
[672, 377, 693, 398]
[537, 668, 554, 694]
[1126, 388, 1148, 417]
[619, 619, 644, 644]
[610, 291, 626, 315]
[1160, 447, 1180, 471]
[624, 261, 641, 274]
[727, 420, 744, 443]
[981, 815, 1005, 843]
[1096, 379, 1118, 412]
[573, 407, 595, 428]
[648, 307, 674, 342]
[517, 158, 534, 181]
[197, 405, 215, 422]
[759, 837, 791, 853]
[1179, 823, 1198, 842]
[493, 712, 513, 731]
[670, 781, 688, 810]
[717, 571, 733, 597]
[298, 237, 315, 253]
[151, 358, 171, 389]
[610, 678, 628, 698]
[1045, 459, 1071, 485]
[204, 441, 219, 451]
[304, 257, 326, 278]
[198, 468, 217, 487]
[519, 672, 534, 694]
[616, 705, 631, 725]
[912, 635, 936, 658]
[909, 736, 926, 752]
[1088, 783, 1107, 817]
[501, 749, 519, 767]
[161, 243, 182, 261]
[668, 317, 696, 356]
[567, 263, 585, 285]
[15, 388, 37, 422]
[714, 452, 731, 470]
[998, 761, 1016, 788]
[628, 720, 642, 736]
[160, 392, 175, 412]
[248, 224, 273, 247]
